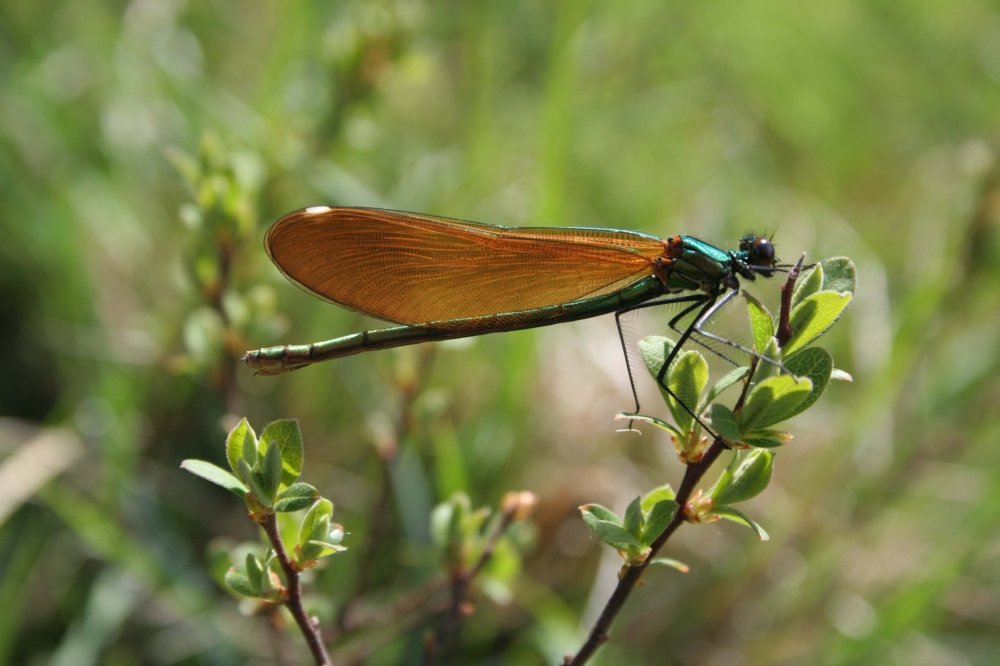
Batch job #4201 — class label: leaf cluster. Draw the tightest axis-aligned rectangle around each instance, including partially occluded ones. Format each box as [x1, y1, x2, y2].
[181, 419, 346, 599]
[588, 257, 855, 549]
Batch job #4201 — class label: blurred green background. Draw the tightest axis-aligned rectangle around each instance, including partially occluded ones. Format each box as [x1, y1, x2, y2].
[3, 1, 1000, 664]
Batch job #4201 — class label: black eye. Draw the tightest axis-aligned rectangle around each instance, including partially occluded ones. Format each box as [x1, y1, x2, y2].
[750, 237, 775, 267]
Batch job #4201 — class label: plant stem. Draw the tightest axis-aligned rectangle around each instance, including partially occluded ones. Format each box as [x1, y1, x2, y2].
[260, 512, 333, 666]
[776, 255, 805, 345]
[563, 439, 726, 665]
[422, 500, 522, 665]
[566, 263, 806, 665]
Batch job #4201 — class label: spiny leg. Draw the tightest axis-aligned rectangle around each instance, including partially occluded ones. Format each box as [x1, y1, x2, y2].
[615, 294, 707, 414]
[667, 289, 788, 374]
[616, 295, 721, 438]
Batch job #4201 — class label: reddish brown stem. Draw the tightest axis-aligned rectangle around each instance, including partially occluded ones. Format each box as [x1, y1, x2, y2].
[422, 503, 521, 665]
[260, 512, 333, 666]
[776, 255, 805, 345]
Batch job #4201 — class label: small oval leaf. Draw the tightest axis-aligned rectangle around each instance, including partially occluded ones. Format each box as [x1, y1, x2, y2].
[709, 449, 774, 506]
[783, 291, 852, 356]
[641, 500, 677, 545]
[711, 505, 770, 541]
[744, 292, 775, 352]
[586, 519, 642, 550]
[580, 503, 622, 526]
[740, 375, 813, 431]
[639, 336, 675, 380]
[668, 351, 708, 433]
[623, 496, 643, 540]
[259, 419, 303, 488]
[181, 459, 247, 497]
[709, 403, 742, 441]
[224, 568, 259, 597]
[781, 347, 834, 419]
[640, 484, 676, 512]
[819, 257, 857, 295]
[741, 429, 794, 448]
[226, 418, 257, 474]
[791, 262, 824, 309]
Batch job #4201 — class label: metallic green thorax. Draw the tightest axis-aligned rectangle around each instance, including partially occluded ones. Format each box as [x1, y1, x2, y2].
[664, 236, 739, 294]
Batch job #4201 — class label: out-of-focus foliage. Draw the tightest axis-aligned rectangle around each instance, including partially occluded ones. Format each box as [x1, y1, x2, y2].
[1, 1, 999, 664]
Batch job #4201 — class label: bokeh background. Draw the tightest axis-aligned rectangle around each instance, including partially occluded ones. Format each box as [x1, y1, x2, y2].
[3, 1, 1000, 664]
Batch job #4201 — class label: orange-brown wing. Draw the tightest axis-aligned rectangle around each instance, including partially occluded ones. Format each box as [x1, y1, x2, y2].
[265, 207, 666, 325]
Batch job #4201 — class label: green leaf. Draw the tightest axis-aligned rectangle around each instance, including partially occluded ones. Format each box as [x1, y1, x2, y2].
[640, 484, 676, 512]
[580, 503, 621, 525]
[180, 459, 247, 496]
[259, 436, 283, 502]
[236, 457, 253, 485]
[226, 418, 257, 473]
[259, 420, 303, 488]
[299, 519, 332, 563]
[482, 537, 520, 587]
[741, 429, 794, 448]
[615, 412, 683, 438]
[740, 375, 813, 431]
[791, 262, 824, 309]
[468, 506, 492, 538]
[709, 449, 774, 505]
[712, 505, 770, 541]
[701, 366, 749, 409]
[274, 483, 320, 512]
[641, 500, 677, 545]
[430, 502, 455, 549]
[479, 539, 521, 605]
[623, 496, 643, 539]
[709, 403, 742, 441]
[648, 557, 690, 573]
[580, 505, 640, 550]
[752, 337, 782, 383]
[818, 257, 857, 295]
[245, 552, 264, 591]
[583, 518, 642, 550]
[639, 336, 676, 381]
[258, 555, 276, 597]
[782, 291, 852, 356]
[224, 568, 259, 597]
[298, 498, 334, 562]
[247, 469, 273, 508]
[667, 351, 709, 433]
[781, 347, 834, 419]
[744, 292, 775, 352]
[305, 540, 347, 559]
[431, 493, 470, 550]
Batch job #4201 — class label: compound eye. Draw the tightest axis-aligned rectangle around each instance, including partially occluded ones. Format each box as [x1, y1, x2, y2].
[751, 237, 775, 267]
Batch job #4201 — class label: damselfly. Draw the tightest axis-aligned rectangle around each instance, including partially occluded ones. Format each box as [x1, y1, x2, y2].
[243, 207, 782, 417]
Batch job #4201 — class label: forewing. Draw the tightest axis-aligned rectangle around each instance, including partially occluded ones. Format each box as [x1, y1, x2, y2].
[265, 207, 665, 325]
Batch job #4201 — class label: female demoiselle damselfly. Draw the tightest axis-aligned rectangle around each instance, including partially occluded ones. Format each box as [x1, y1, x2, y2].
[242, 206, 782, 419]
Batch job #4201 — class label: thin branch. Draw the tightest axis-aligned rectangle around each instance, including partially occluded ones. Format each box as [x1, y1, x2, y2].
[776, 255, 805, 345]
[422, 492, 534, 665]
[563, 438, 728, 665]
[260, 512, 333, 666]
[566, 265, 806, 665]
